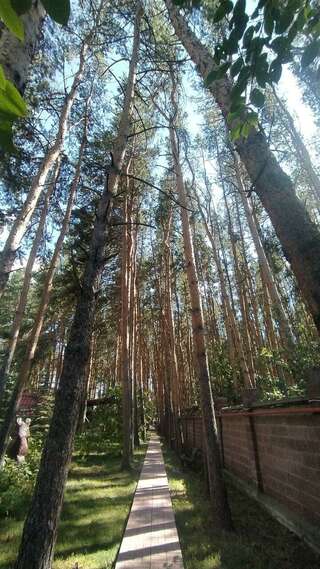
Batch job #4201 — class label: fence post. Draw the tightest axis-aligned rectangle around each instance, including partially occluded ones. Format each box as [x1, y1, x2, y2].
[218, 415, 225, 468]
[248, 412, 264, 492]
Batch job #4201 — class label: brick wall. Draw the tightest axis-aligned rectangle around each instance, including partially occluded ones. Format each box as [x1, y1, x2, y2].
[179, 403, 320, 530]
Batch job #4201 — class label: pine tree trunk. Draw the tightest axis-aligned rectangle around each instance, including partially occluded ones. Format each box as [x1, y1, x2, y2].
[168, 91, 233, 529]
[14, 6, 142, 568]
[165, 0, 320, 334]
[0, 124, 86, 465]
[272, 88, 320, 204]
[0, 41, 88, 298]
[0, 0, 45, 93]
[120, 190, 133, 469]
[233, 152, 295, 351]
[194, 190, 251, 389]
[0, 161, 60, 401]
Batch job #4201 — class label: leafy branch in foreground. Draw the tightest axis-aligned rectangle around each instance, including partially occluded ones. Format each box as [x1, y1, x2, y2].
[0, 0, 71, 151]
[174, 0, 320, 139]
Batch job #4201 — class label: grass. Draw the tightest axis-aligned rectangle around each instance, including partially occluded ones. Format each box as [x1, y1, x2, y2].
[163, 444, 320, 569]
[0, 446, 146, 569]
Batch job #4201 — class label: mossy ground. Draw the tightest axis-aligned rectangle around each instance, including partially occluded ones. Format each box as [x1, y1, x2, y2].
[163, 444, 320, 569]
[0, 446, 145, 569]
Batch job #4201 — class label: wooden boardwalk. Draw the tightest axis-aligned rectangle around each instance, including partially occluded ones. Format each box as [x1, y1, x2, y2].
[115, 433, 184, 569]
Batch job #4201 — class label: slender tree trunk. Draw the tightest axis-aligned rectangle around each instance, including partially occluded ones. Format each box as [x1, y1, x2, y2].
[120, 188, 133, 469]
[0, 41, 88, 298]
[194, 189, 251, 389]
[14, 7, 142, 568]
[232, 152, 295, 349]
[166, 82, 233, 529]
[272, 88, 320, 204]
[0, 161, 60, 400]
[165, 0, 320, 334]
[0, 0, 45, 93]
[0, 124, 87, 465]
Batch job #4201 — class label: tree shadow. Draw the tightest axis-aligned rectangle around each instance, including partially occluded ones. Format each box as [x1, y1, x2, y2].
[163, 446, 320, 569]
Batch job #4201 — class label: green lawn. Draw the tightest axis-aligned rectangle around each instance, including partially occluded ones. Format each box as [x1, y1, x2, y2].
[0, 447, 145, 569]
[163, 445, 320, 569]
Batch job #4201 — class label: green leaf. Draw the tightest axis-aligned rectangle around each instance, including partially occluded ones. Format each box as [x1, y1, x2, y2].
[0, 0, 24, 40]
[230, 96, 246, 113]
[0, 120, 15, 153]
[241, 121, 252, 138]
[275, 10, 294, 34]
[243, 25, 255, 48]
[270, 36, 290, 55]
[0, 80, 27, 119]
[264, 6, 274, 35]
[223, 30, 239, 54]
[301, 39, 320, 68]
[230, 57, 243, 78]
[247, 110, 259, 126]
[230, 123, 242, 141]
[205, 62, 230, 86]
[40, 0, 70, 26]
[227, 109, 243, 124]
[213, 0, 233, 23]
[250, 87, 265, 108]
[234, 0, 246, 19]
[205, 69, 222, 85]
[269, 57, 282, 83]
[0, 66, 6, 90]
[11, 0, 32, 15]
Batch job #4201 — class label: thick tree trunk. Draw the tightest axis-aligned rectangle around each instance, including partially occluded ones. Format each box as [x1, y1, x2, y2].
[165, 0, 320, 334]
[14, 6, 142, 568]
[0, 161, 60, 401]
[0, 41, 88, 298]
[168, 98, 233, 529]
[0, 0, 45, 93]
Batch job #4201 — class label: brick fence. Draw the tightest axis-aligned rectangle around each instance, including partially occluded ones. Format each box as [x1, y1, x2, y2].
[177, 400, 320, 534]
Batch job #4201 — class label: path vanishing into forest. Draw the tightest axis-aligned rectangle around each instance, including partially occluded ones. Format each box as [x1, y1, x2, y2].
[115, 432, 184, 569]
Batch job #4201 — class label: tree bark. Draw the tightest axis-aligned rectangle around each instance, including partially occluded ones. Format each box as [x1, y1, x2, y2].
[272, 88, 320, 205]
[166, 79, 233, 530]
[232, 153, 295, 350]
[120, 185, 134, 469]
[0, 122, 87, 466]
[164, 0, 320, 334]
[0, 160, 60, 401]
[14, 6, 142, 568]
[0, 0, 45, 93]
[0, 40, 88, 298]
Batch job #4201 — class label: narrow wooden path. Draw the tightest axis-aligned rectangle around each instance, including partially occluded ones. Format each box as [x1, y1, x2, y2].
[115, 432, 184, 569]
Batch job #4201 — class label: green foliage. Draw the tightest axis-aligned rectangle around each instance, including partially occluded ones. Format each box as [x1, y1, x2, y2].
[175, 0, 320, 139]
[40, 0, 70, 26]
[0, 437, 41, 518]
[0, 65, 27, 151]
[0, 69, 27, 118]
[76, 387, 122, 457]
[11, 0, 32, 15]
[0, 0, 71, 152]
[0, 0, 24, 40]
[0, 450, 145, 569]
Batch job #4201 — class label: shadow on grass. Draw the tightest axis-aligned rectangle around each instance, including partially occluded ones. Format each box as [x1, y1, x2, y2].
[163, 445, 320, 569]
[0, 447, 146, 569]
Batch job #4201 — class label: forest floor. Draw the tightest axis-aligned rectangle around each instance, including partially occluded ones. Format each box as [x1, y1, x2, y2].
[0, 445, 146, 569]
[163, 445, 320, 569]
